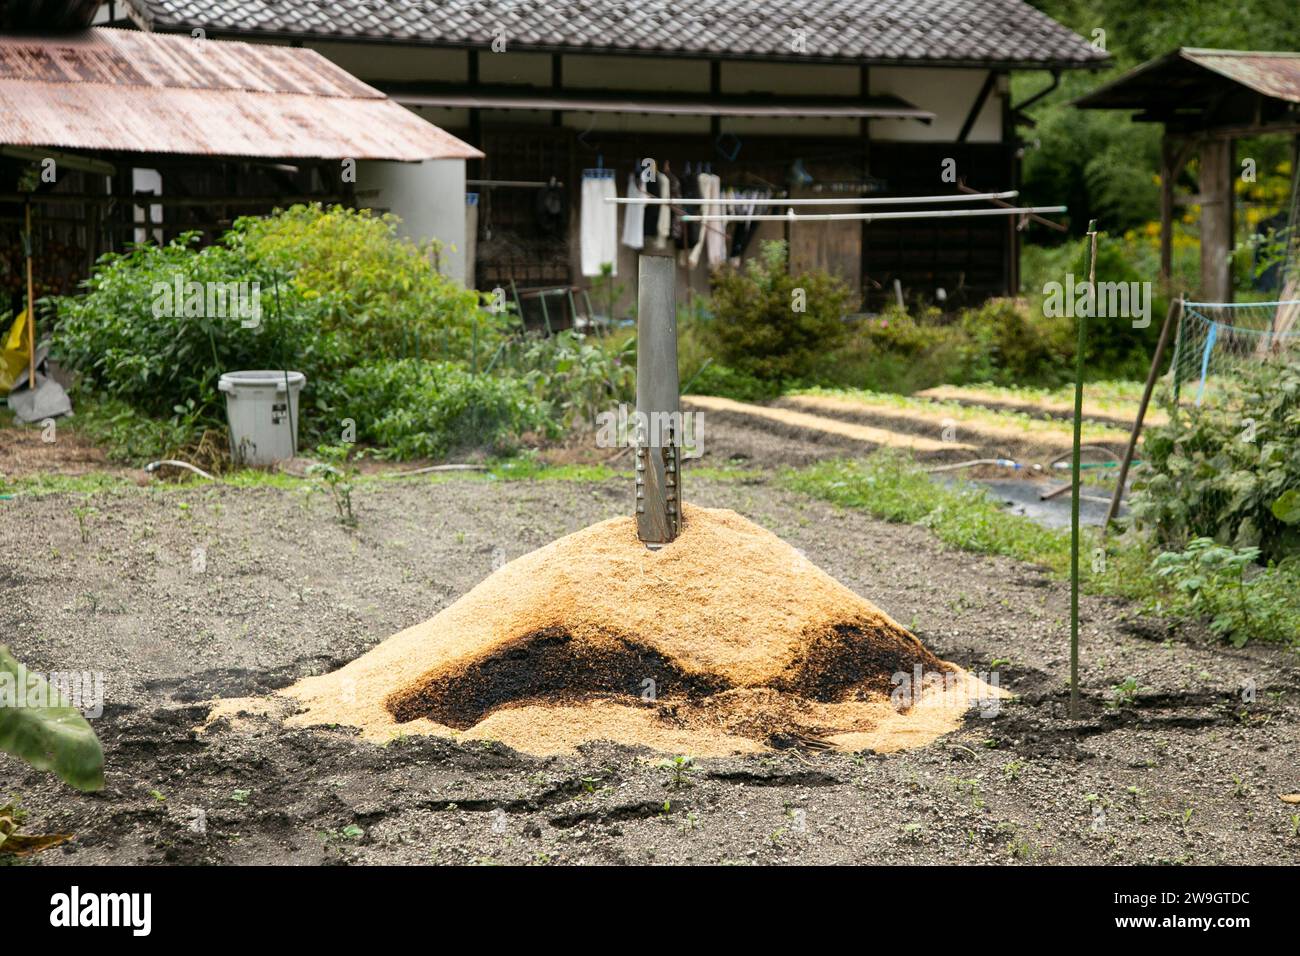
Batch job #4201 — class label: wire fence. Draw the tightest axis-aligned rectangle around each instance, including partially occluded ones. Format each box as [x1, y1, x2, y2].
[1173, 299, 1300, 406]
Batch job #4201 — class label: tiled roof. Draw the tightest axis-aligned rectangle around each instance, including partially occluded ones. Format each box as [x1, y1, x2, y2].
[124, 0, 1108, 69]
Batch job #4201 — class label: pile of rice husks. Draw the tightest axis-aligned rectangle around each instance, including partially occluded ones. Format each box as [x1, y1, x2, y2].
[209, 504, 1002, 756]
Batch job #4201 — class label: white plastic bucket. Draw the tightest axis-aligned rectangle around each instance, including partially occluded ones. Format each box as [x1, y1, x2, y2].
[217, 370, 305, 466]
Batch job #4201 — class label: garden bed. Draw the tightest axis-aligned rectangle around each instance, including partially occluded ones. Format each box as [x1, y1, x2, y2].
[3, 472, 1297, 865]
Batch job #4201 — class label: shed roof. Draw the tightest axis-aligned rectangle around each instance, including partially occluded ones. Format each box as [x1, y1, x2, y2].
[122, 0, 1108, 70]
[0, 27, 483, 160]
[1075, 48, 1300, 112]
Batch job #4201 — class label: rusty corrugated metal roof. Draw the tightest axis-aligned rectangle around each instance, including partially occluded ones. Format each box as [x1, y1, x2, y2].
[1076, 48, 1300, 111]
[0, 27, 483, 161]
[1181, 50, 1300, 104]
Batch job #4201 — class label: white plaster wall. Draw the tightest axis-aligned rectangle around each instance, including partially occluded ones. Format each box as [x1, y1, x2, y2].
[869, 67, 1004, 142]
[356, 159, 469, 283]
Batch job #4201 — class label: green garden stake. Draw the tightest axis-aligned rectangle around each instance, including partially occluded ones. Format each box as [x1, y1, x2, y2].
[1071, 220, 1098, 719]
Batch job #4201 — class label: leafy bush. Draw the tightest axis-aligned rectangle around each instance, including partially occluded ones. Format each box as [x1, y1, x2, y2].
[53, 236, 326, 420]
[683, 362, 779, 402]
[227, 204, 505, 365]
[335, 360, 552, 460]
[709, 241, 851, 384]
[498, 328, 635, 429]
[817, 310, 969, 394]
[51, 206, 540, 462]
[1130, 360, 1300, 563]
[1152, 539, 1300, 646]
[958, 299, 1071, 386]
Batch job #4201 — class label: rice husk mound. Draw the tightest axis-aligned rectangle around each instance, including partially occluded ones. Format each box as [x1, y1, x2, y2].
[208, 504, 1003, 756]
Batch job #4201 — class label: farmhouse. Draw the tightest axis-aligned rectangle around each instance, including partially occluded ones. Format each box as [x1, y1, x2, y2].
[110, 0, 1106, 313]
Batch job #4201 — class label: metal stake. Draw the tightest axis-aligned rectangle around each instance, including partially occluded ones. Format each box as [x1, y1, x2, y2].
[1070, 220, 1098, 719]
[634, 253, 682, 547]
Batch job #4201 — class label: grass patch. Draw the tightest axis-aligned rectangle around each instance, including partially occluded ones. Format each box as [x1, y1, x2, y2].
[486, 458, 621, 483]
[785, 454, 1074, 574]
[0, 455, 626, 499]
[782, 453, 1300, 645]
[0, 472, 139, 498]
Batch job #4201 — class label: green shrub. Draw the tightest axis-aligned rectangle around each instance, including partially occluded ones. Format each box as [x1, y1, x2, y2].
[708, 240, 851, 384]
[335, 360, 552, 460]
[227, 204, 505, 365]
[958, 298, 1070, 386]
[53, 236, 327, 420]
[1130, 360, 1300, 563]
[1152, 539, 1300, 646]
[815, 310, 968, 394]
[683, 362, 779, 401]
[51, 206, 534, 462]
[498, 328, 635, 429]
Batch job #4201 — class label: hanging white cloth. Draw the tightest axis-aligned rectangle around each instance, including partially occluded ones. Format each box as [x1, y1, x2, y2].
[621, 172, 646, 250]
[688, 173, 723, 269]
[705, 174, 727, 267]
[581, 173, 618, 277]
[654, 168, 671, 249]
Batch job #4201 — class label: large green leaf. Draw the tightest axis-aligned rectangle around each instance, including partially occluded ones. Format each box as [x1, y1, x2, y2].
[0, 646, 104, 792]
[1272, 489, 1300, 525]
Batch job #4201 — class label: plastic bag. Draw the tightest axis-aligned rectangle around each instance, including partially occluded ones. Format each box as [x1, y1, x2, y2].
[0, 310, 31, 396]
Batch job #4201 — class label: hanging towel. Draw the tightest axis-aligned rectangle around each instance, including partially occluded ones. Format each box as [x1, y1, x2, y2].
[581, 174, 619, 277]
[688, 173, 724, 269]
[681, 167, 701, 250]
[654, 166, 672, 249]
[621, 172, 646, 250]
[730, 187, 770, 261]
[705, 174, 727, 268]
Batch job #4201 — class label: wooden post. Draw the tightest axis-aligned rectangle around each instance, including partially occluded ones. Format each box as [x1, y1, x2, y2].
[1104, 297, 1182, 531]
[24, 202, 34, 388]
[1159, 137, 1175, 286]
[1199, 137, 1234, 303]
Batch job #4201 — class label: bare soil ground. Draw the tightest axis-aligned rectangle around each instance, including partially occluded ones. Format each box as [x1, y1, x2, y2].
[0, 424, 136, 482]
[3, 466, 1298, 866]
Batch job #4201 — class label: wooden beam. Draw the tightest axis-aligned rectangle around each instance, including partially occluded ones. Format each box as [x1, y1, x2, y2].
[710, 60, 722, 140]
[551, 54, 562, 127]
[957, 71, 998, 143]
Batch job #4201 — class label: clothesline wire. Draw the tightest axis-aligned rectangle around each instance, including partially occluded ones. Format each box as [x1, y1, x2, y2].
[607, 190, 1019, 206]
[677, 205, 1067, 223]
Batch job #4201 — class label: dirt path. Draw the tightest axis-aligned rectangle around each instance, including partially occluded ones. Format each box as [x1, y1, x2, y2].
[2, 474, 1296, 865]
